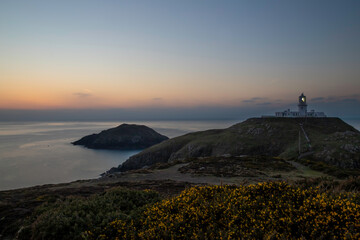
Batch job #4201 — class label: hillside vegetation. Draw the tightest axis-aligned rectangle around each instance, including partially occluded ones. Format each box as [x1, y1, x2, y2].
[17, 188, 160, 240]
[111, 118, 360, 173]
[5, 180, 360, 240]
[87, 182, 360, 239]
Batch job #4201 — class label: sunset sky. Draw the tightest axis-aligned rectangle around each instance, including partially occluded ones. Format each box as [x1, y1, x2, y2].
[1, 0, 359, 119]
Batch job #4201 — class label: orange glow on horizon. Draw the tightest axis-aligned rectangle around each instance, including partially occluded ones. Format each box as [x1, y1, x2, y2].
[1, 67, 358, 110]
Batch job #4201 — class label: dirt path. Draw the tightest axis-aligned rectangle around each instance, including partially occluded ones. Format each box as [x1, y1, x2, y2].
[100, 163, 258, 185]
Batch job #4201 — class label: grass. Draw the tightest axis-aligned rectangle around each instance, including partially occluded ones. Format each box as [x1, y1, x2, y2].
[178, 156, 296, 178]
[298, 158, 360, 179]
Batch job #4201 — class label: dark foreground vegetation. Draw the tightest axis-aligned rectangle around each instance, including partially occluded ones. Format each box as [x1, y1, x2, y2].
[2, 178, 360, 240]
[0, 180, 193, 240]
[18, 188, 160, 240]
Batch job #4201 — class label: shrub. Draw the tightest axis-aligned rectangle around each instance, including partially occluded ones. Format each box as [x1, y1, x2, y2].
[18, 188, 160, 240]
[89, 182, 360, 239]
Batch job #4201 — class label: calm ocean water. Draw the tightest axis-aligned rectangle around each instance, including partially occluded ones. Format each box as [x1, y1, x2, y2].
[0, 118, 358, 191]
[0, 120, 238, 190]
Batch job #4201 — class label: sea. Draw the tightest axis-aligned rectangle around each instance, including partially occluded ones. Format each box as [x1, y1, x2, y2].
[0, 120, 239, 191]
[0, 119, 359, 191]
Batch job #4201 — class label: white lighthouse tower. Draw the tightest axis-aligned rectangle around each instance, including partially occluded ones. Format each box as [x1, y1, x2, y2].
[273, 93, 326, 118]
[298, 93, 307, 117]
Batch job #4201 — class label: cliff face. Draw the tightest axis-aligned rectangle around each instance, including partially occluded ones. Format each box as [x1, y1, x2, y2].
[72, 124, 169, 150]
[111, 118, 360, 172]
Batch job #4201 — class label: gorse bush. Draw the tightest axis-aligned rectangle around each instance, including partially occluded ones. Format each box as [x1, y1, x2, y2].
[88, 182, 360, 239]
[18, 188, 160, 240]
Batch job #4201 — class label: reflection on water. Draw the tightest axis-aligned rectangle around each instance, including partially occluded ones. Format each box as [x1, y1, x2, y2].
[0, 120, 238, 190]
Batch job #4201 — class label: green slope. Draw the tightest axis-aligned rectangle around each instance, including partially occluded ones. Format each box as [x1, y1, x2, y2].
[112, 118, 359, 172]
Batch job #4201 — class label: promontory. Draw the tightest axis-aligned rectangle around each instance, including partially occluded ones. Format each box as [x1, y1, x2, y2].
[109, 117, 360, 173]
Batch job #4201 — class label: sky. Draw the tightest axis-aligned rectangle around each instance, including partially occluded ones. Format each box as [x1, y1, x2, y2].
[1, 0, 360, 120]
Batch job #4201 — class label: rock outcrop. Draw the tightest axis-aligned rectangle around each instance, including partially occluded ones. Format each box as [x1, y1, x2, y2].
[108, 118, 360, 173]
[72, 124, 168, 150]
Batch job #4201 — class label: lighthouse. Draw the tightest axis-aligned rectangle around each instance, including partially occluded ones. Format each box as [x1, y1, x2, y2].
[273, 93, 326, 118]
[298, 93, 307, 117]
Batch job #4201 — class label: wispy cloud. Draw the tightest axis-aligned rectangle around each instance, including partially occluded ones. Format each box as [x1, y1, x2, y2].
[311, 97, 324, 102]
[152, 97, 163, 101]
[342, 98, 359, 103]
[251, 97, 266, 101]
[256, 102, 271, 106]
[73, 89, 93, 98]
[242, 97, 270, 105]
[310, 95, 360, 103]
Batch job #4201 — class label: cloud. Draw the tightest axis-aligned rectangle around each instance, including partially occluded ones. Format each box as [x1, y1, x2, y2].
[326, 95, 360, 103]
[311, 97, 324, 102]
[152, 97, 163, 101]
[242, 99, 255, 103]
[309, 95, 360, 103]
[256, 102, 272, 106]
[342, 98, 358, 103]
[0, 100, 359, 122]
[242, 97, 268, 104]
[74, 92, 91, 98]
[73, 89, 93, 98]
[326, 96, 337, 101]
[251, 97, 266, 101]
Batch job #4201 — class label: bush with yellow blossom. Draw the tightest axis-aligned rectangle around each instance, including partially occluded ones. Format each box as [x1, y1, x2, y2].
[86, 182, 360, 239]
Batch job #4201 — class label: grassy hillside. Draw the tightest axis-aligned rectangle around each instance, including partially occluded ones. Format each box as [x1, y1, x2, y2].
[113, 117, 360, 173]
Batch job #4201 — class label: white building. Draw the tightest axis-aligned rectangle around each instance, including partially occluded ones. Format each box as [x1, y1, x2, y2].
[275, 93, 326, 118]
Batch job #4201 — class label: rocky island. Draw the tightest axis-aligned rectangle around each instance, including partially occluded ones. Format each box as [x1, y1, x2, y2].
[72, 124, 169, 150]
